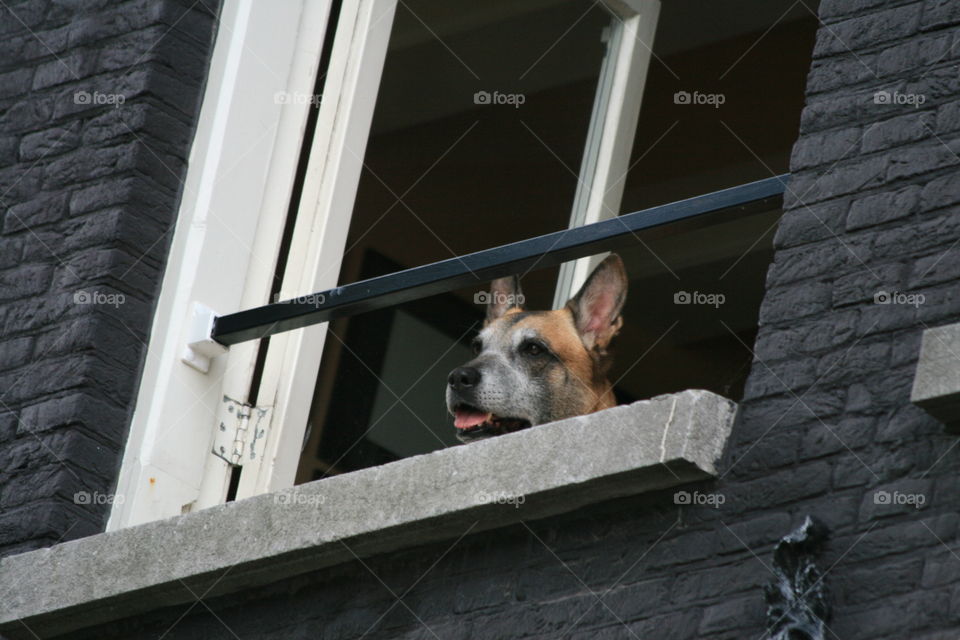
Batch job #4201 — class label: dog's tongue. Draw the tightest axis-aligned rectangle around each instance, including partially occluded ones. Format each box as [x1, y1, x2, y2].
[454, 409, 492, 430]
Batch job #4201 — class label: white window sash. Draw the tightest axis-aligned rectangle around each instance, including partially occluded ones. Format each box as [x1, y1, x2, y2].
[233, 0, 399, 498]
[108, 0, 334, 529]
[554, 0, 660, 307]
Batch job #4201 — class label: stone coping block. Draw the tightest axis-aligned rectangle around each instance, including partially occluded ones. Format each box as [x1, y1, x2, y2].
[912, 322, 960, 431]
[0, 389, 736, 638]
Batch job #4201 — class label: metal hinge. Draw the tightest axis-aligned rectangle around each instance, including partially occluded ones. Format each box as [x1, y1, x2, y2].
[212, 395, 272, 466]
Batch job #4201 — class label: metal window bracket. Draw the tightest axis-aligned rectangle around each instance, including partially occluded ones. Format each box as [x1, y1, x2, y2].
[181, 302, 229, 373]
[213, 395, 272, 466]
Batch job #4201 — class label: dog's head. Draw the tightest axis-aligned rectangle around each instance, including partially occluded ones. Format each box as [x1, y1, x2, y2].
[446, 254, 627, 442]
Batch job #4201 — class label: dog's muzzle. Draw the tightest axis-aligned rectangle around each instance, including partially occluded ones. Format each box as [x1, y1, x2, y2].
[447, 365, 531, 442]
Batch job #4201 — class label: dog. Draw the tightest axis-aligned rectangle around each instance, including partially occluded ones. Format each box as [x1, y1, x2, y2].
[446, 253, 627, 442]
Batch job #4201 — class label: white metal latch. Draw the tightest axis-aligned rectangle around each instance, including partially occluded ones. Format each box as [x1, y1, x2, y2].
[182, 302, 229, 373]
[213, 395, 272, 466]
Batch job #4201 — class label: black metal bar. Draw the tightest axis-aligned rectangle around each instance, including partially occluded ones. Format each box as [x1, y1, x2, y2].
[212, 174, 789, 346]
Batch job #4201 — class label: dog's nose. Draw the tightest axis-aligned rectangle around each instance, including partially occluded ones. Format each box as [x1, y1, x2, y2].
[448, 366, 481, 390]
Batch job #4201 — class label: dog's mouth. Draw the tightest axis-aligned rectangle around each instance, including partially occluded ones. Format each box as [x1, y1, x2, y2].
[452, 404, 532, 442]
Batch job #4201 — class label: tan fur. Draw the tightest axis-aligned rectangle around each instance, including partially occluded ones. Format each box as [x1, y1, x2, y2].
[497, 307, 616, 418]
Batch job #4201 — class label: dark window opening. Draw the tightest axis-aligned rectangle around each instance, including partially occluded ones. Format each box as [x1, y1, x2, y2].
[295, 0, 820, 482]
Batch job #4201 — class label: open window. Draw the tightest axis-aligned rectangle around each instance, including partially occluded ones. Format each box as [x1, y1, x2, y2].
[110, 0, 820, 528]
[294, 0, 818, 479]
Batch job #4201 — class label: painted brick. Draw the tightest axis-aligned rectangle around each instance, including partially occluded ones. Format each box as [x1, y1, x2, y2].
[759, 280, 833, 324]
[875, 32, 954, 77]
[936, 98, 960, 133]
[2, 191, 69, 233]
[921, 0, 960, 30]
[845, 184, 920, 230]
[833, 557, 924, 605]
[909, 249, 960, 288]
[886, 140, 960, 181]
[790, 126, 862, 170]
[833, 590, 951, 638]
[18, 121, 82, 162]
[861, 112, 933, 153]
[806, 54, 878, 94]
[800, 416, 876, 459]
[772, 198, 849, 249]
[831, 262, 905, 306]
[818, 0, 911, 22]
[813, 4, 922, 57]
[787, 155, 889, 204]
[698, 596, 760, 635]
[905, 63, 960, 103]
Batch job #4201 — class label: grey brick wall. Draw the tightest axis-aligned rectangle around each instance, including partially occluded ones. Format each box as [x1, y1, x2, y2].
[56, 1, 960, 638]
[0, 0, 220, 556]
[10, 0, 960, 638]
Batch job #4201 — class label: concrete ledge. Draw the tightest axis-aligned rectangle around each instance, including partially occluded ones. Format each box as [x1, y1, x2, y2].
[0, 389, 736, 638]
[912, 323, 960, 432]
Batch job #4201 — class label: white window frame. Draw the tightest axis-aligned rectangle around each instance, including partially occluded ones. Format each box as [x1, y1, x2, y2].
[108, 0, 334, 529]
[109, 0, 660, 529]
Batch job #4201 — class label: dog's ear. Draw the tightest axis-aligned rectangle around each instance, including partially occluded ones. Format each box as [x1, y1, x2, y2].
[566, 254, 627, 351]
[485, 275, 524, 326]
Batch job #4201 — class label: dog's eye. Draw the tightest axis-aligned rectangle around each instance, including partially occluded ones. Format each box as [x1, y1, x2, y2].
[471, 339, 482, 355]
[520, 341, 544, 357]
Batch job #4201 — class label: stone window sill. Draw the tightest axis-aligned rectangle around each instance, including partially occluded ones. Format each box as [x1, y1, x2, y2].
[0, 389, 735, 639]
[912, 322, 960, 431]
